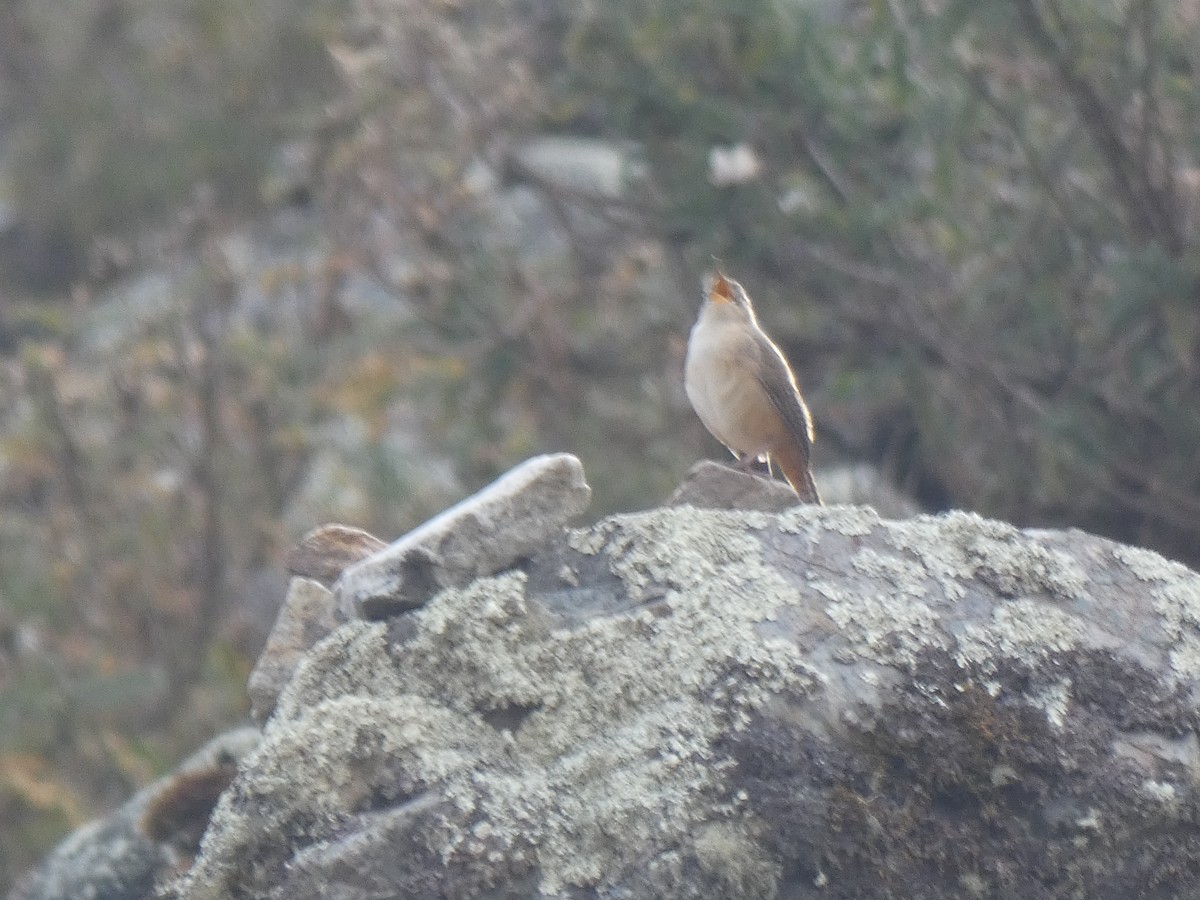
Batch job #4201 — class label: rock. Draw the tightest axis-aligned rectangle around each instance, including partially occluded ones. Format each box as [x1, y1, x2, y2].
[253, 457, 591, 719]
[246, 577, 341, 723]
[665, 460, 803, 511]
[665, 462, 919, 519]
[284, 524, 388, 589]
[164, 500, 1200, 899]
[512, 137, 645, 201]
[708, 142, 762, 187]
[484, 184, 572, 279]
[336, 452, 592, 619]
[8, 728, 259, 900]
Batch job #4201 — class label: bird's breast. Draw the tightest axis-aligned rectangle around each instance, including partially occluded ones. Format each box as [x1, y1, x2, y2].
[685, 315, 780, 456]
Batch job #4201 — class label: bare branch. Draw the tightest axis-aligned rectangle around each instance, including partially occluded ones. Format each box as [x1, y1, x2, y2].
[1010, 0, 1181, 251]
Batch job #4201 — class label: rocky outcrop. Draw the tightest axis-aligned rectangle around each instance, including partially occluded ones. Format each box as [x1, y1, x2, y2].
[16, 454, 1200, 899]
[336, 453, 592, 620]
[246, 454, 592, 722]
[164, 455, 1200, 899]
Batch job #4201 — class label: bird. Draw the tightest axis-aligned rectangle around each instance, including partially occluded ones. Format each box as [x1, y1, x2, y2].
[685, 270, 822, 503]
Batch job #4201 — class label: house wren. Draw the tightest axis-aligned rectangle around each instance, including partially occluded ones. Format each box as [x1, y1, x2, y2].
[685, 271, 821, 503]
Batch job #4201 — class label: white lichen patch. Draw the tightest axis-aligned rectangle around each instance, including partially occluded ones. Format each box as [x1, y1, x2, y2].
[883, 516, 975, 601]
[405, 572, 569, 714]
[954, 599, 1086, 669]
[1113, 731, 1200, 775]
[851, 548, 931, 598]
[1151, 579, 1200, 639]
[1027, 678, 1072, 730]
[274, 620, 406, 722]
[1140, 779, 1178, 804]
[441, 713, 718, 895]
[692, 821, 782, 897]
[818, 587, 945, 668]
[990, 764, 1019, 787]
[568, 508, 774, 602]
[192, 691, 507, 891]
[1113, 544, 1195, 584]
[884, 511, 1089, 603]
[741, 510, 772, 531]
[1105, 544, 1200, 681]
[566, 524, 609, 556]
[776, 504, 879, 538]
[1167, 633, 1200, 683]
[959, 872, 989, 896]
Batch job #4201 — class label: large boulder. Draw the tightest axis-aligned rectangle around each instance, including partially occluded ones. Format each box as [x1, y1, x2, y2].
[163, 458, 1200, 899]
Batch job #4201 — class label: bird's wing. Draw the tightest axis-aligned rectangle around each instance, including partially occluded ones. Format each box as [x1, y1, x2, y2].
[753, 337, 814, 455]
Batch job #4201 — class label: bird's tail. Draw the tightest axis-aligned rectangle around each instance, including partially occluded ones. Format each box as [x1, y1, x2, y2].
[771, 440, 822, 504]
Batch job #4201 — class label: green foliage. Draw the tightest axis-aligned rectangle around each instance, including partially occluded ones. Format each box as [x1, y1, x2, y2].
[309, 0, 1200, 550]
[548, 0, 1200, 555]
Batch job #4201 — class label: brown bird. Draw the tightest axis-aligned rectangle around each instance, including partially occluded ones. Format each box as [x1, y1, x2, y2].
[685, 271, 822, 503]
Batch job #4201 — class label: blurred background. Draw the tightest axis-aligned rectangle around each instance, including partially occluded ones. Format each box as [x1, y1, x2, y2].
[2, 0, 1200, 888]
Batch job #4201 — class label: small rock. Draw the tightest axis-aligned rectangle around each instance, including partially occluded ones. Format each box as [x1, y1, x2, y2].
[337, 453, 592, 619]
[285, 524, 388, 588]
[512, 137, 645, 200]
[665, 460, 802, 512]
[708, 143, 762, 187]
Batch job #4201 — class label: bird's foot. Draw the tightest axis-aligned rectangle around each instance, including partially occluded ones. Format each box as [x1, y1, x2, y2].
[732, 453, 767, 473]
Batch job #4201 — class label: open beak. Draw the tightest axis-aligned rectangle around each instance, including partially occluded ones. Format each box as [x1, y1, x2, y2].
[708, 271, 734, 304]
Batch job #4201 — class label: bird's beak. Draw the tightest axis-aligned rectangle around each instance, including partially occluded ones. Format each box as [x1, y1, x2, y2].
[709, 271, 734, 304]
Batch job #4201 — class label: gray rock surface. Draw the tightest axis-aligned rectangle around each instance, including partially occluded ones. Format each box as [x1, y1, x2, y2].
[246, 525, 389, 721]
[164, 487, 1200, 899]
[8, 728, 259, 900]
[665, 460, 804, 512]
[666, 461, 919, 519]
[247, 577, 340, 723]
[336, 452, 592, 619]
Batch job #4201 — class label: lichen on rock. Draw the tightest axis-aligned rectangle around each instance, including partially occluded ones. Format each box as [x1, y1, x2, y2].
[175, 506, 825, 899]
[153, 473, 1200, 899]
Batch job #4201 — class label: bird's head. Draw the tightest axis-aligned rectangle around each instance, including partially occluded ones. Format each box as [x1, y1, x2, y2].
[702, 270, 757, 322]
